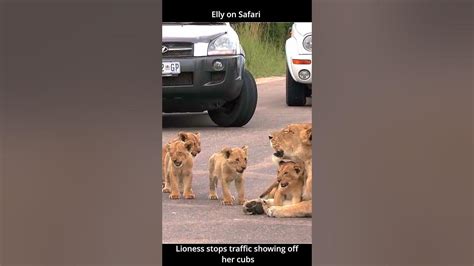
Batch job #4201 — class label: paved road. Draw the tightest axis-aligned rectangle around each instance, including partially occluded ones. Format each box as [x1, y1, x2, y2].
[162, 77, 312, 244]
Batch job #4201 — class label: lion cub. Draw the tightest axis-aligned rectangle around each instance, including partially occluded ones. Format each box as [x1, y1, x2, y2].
[260, 161, 306, 206]
[162, 131, 201, 193]
[274, 161, 306, 206]
[208, 146, 248, 205]
[166, 140, 195, 200]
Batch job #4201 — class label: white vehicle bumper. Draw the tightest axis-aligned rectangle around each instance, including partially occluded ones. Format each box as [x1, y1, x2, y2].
[286, 39, 312, 84]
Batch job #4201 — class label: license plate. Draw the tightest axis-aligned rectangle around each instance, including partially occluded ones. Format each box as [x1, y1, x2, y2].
[162, 62, 180, 76]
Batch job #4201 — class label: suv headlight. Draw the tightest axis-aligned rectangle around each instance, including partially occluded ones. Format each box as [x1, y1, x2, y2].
[303, 35, 312, 52]
[208, 34, 237, 55]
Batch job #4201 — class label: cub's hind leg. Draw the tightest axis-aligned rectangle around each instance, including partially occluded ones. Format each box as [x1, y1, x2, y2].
[221, 179, 234, 205]
[162, 152, 172, 193]
[209, 174, 219, 200]
[235, 177, 246, 205]
[208, 156, 219, 200]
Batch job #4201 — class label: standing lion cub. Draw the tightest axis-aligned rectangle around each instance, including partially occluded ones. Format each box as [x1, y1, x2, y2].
[166, 140, 195, 200]
[162, 132, 201, 192]
[208, 146, 248, 205]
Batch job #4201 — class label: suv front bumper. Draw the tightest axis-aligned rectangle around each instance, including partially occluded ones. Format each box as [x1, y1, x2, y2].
[287, 54, 312, 84]
[285, 37, 312, 84]
[162, 55, 244, 113]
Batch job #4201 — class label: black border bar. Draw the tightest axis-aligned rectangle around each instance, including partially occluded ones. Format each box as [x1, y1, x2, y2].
[163, 244, 312, 266]
[163, 0, 311, 22]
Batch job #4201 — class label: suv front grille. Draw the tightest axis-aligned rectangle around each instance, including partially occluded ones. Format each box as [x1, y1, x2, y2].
[162, 42, 193, 58]
[163, 72, 193, 86]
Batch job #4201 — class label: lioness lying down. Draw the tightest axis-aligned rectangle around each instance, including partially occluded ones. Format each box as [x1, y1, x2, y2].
[243, 123, 312, 218]
[208, 146, 248, 206]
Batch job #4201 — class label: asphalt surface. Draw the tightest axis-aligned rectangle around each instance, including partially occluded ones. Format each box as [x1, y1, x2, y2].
[162, 77, 312, 244]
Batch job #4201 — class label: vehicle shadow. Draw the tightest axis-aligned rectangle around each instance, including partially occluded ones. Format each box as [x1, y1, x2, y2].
[162, 112, 218, 128]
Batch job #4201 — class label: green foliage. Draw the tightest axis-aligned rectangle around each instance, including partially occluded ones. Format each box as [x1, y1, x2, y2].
[232, 23, 292, 78]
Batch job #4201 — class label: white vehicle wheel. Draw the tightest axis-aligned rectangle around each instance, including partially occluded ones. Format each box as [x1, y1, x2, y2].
[286, 67, 307, 106]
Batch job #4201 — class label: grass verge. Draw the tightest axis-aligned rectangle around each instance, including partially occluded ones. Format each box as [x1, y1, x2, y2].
[233, 23, 288, 78]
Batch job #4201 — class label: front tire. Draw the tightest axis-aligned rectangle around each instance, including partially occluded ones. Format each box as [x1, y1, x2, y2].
[286, 67, 307, 106]
[208, 69, 258, 127]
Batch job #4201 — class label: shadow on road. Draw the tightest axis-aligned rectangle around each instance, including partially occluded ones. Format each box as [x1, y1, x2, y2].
[163, 101, 311, 129]
[163, 112, 218, 128]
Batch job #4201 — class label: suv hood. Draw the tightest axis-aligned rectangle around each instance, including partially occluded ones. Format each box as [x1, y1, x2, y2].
[163, 24, 230, 43]
[294, 22, 312, 36]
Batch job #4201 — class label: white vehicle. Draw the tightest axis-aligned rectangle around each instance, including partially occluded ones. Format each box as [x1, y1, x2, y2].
[285, 22, 312, 106]
[162, 22, 258, 127]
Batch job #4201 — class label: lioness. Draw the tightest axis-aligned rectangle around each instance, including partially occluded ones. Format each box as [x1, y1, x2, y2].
[165, 140, 195, 200]
[243, 123, 312, 218]
[208, 146, 248, 205]
[269, 123, 312, 200]
[261, 161, 306, 206]
[162, 132, 201, 193]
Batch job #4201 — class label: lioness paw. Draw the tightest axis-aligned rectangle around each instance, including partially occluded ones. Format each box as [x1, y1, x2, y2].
[262, 202, 277, 218]
[208, 194, 218, 200]
[162, 187, 171, 193]
[242, 199, 264, 215]
[264, 206, 277, 217]
[169, 194, 180, 200]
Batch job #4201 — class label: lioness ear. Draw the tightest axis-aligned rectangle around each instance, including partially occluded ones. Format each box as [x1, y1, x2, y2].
[166, 143, 171, 152]
[296, 161, 306, 171]
[294, 165, 301, 174]
[178, 132, 188, 141]
[184, 141, 193, 152]
[221, 147, 232, 159]
[194, 132, 201, 138]
[301, 128, 312, 144]
[242, 145, 248, 155]
[285, 125, 295, 134]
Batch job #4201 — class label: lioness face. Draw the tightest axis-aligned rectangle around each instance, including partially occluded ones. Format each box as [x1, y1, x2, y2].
[167, 140, 193, 168]
[178, 132, 201, 157]
[277, 161, 305, 190]
[222, 145, 248, 174]
[269, 124, 311, 160]
[269, 126, 300, 159]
